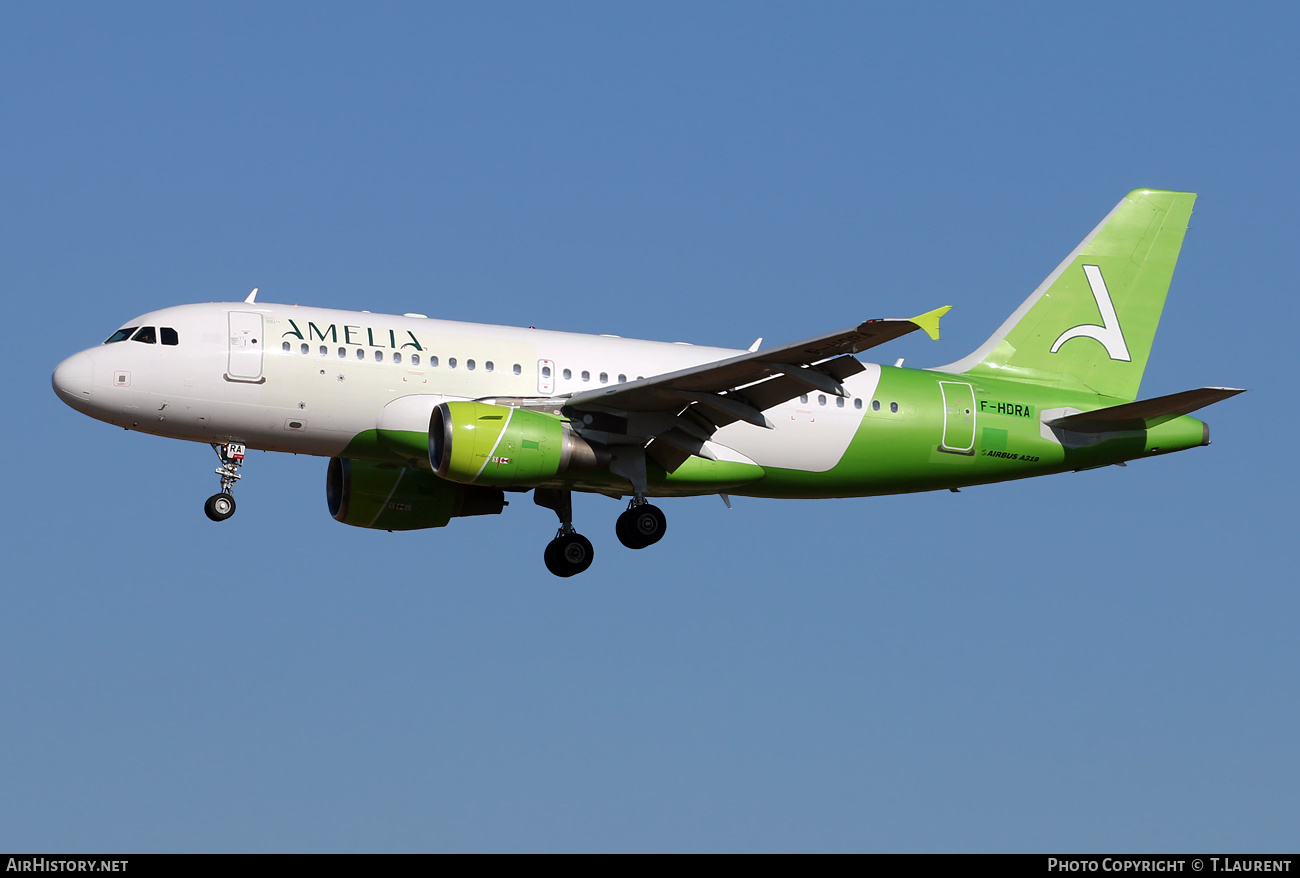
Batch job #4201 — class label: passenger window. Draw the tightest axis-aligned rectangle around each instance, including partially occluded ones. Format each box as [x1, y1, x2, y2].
[854, 398, 863, 410]
[563, 369, 572, 380]
[485, 361, 494, 372]
[338, 347, 346, 358]
[105, 327, 137, 344]
[430, 356, 439, 367]
[356, 349, 365, 360]
[411, 354, 420, 366]
[161, 327, 179, 346]
[581, 370, 590, 382]
[374, 350, 383, 362]
[513, 364, 522, 375]
[542, 365, 551, 378]
[599, 372, 608, 384]
[319, 345, 328, 356]
[872, 400, 880, 412]
[818, 395, 827, 406]
[890, 402, 899, 413]
[800, 394, 808, 404]
[449, 358, 457, 369]
[282, 342, 291, 353]
[618, 374, 627, 383]
[467, 359, 476, 371]
[393, 352, 402, 364]
[836, 397, 844, 408]
[131, 326, 157, 344]
[301, 344, 309, 355]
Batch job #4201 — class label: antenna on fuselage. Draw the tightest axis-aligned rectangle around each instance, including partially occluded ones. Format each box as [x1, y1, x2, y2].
[245, 288, 258, 304]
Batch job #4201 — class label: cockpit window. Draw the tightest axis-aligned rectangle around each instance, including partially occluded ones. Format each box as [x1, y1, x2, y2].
[161, 327, 179, 345]
[105, 327, 138, 344]
[131, 326, 157, 344]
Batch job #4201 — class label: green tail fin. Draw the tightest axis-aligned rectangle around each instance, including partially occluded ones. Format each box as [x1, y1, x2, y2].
[939, 189, 1196, 401]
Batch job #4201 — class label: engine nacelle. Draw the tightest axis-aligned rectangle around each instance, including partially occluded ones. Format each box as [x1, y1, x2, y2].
[429, 401, 608, 487]
[327, 457, 505, 530]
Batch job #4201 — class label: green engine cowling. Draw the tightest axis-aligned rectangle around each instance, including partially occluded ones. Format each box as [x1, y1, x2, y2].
[429, 401, 608, 487]
[327, 457, 505, 530]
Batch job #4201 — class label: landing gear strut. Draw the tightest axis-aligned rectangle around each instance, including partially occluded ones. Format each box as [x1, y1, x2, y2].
[204, 442, 245, 522]
[615, 498, 667, 549]
[535, 488, 594, 577]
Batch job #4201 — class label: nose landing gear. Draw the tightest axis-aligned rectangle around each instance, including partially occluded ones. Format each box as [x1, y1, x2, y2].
[204, 491, 236, 521]
[204, 442, 245, 522]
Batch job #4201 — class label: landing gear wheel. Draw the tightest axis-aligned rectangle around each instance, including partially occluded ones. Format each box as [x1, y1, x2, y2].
[544, 533, 594, 577]
[205, 443, 245, 522]
[204, 492, 236, 522]
[615, 503, 666, 549]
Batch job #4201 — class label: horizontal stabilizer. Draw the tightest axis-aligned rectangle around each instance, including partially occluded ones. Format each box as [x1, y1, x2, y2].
[1044, 387, 1245, 433]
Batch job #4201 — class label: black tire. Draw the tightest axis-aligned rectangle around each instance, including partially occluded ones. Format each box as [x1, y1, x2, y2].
[615, 504, 666, 549]
[204, 492, 236, 522]
[544, 533, 594, 577]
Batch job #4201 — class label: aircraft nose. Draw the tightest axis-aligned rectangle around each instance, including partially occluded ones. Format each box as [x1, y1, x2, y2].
[52, 351, 94, 409]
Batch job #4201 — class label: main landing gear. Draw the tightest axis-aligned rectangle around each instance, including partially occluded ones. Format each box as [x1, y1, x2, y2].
[615, 498, 667, 550]
[544, 531, 595, 579]
[204, 442, 245, 522]
[534, 488, 667, 577]
[535, 488, 594, 577]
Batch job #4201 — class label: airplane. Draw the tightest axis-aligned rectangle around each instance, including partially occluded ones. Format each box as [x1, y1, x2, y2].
[52, 189, 1243, 577]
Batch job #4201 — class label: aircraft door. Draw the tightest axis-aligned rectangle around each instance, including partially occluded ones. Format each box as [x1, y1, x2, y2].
[537, 359, 555, 395]
[227, 311, 264, 382]
[939, 381, 976, 455]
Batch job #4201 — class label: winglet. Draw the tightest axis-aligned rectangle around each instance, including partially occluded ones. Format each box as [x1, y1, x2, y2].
[910, 305, 951, 341]
[245, 288, 259, 304]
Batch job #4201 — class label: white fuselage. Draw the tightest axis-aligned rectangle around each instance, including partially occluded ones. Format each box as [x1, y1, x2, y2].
[52, 301, 883, 477]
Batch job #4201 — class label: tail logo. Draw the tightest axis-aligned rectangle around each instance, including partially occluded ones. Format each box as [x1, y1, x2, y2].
[1049, 264, 1132, 362]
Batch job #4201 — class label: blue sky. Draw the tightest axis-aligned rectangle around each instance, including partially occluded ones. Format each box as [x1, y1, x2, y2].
[2, 2, 1296, 852]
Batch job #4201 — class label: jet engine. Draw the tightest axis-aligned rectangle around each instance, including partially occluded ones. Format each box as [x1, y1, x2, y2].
[327, 457, 505, 530]
[429, 401, 608, 487]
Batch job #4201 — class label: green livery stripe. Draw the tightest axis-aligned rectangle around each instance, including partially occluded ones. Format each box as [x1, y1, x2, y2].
[375, 429, 429, 463]
[339, 364, 1213, 502]
[663, 456, 764, 487]
[733, 366, 1210, 499]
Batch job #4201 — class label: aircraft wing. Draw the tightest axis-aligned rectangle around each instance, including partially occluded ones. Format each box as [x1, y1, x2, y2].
[561, 306, 949, 471]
